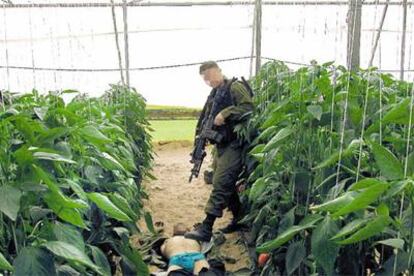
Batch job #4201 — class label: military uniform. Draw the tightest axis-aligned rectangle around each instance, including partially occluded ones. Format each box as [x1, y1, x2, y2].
[202, 79, 253, 218]
[185, 74, 254, 242]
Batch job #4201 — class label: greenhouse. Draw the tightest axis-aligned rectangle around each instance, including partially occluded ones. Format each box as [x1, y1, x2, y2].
[0, 0, 414, 275]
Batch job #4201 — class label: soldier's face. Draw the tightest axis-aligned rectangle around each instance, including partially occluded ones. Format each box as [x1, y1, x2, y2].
[201, 68, 224, 88]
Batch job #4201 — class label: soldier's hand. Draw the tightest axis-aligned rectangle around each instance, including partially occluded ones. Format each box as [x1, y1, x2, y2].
[214, 113, 225, 126]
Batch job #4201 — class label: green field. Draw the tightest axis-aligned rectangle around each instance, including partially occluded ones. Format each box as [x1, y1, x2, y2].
[147, 105, 200, 111]
[149, 120, 197, 142]
[146, 105, 201, 120]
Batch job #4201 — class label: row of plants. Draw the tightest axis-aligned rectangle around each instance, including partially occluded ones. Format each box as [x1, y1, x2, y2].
[238, 61, 414, 275]
[0, 85, 153, 275]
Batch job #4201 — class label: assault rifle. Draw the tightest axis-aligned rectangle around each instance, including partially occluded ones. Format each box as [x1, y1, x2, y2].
[188, 82, 233, 183]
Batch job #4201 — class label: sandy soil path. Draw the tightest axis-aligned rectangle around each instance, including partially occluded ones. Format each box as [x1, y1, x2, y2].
[143, 141, 251, 272]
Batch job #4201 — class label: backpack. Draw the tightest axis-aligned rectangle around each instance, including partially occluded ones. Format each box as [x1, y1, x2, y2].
[239, 76, 254, 98]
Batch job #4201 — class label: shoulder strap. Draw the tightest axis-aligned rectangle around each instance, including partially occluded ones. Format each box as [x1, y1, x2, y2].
[240, 76, 254, 97]
[225, 77, 238, 90]
[225, 77, 238, 105]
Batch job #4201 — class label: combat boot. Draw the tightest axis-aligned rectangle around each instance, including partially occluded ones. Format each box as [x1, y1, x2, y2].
[184, 223, 212, 242]
[221, 198, 244, 233]
[219, 219, 245, 234]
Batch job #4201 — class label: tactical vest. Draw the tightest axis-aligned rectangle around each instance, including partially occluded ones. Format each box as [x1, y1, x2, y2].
[209, 78, 238, 145]
[196, 77, 253, 146]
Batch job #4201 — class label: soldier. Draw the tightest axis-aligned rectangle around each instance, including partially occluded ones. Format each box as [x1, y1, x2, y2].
[185, 61, 253, 242]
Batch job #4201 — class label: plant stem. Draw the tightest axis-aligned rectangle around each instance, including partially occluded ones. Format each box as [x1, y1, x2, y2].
[393, 191, 406, 276]
[408, 194, 414, 273]
[28, 220, 43, 240]
[0, 213, 3, 246]
[20, 216, 27, 248]
[12, 222, 18, 255]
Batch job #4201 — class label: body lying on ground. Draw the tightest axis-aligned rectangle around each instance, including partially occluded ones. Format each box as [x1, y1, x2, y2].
[161, 223, 210, 275]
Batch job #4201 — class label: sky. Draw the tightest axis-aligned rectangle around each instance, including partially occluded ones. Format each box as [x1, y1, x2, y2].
[0, 1, 413, 107]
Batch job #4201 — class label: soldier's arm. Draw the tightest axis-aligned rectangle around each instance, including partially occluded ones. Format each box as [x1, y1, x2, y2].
[220, 81, 253, 122]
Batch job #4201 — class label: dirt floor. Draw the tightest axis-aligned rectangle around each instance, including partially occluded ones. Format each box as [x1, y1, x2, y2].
[142, 141, 251, 273]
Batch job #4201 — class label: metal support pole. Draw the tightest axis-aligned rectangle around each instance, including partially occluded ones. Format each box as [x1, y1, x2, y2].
[110, 0, 125, 85]
[254, 0, 262, 75]
[0, 1, 412, 9]
[122, 0, 130, 87]
[347, 0, 362, 71]
[2, 8, 10, 90]
[400, 0, 408, 80]
[249, 5, 256, 78]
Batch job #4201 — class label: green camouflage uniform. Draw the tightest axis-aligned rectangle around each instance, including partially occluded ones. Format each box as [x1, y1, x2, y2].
[204, 80, 253, 218]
